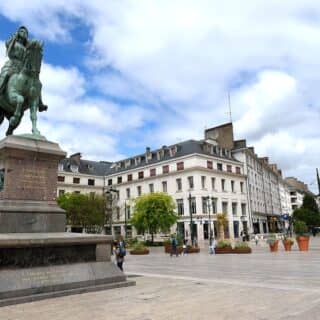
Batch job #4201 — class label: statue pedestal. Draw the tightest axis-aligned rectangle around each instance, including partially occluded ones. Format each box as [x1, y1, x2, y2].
[0, 135, 66, 232]
[0, 135, 134, 306]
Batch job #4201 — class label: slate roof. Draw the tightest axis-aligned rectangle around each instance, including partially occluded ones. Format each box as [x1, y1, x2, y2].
[60, 158, 112, 176]
[107, 139, 240, 175]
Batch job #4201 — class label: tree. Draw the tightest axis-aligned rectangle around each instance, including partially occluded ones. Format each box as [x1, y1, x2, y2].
[292, 194, 320, 228]
[216, 213, 228, 240]
[129, 192, 178, 243]
[57, 193, 106, 234]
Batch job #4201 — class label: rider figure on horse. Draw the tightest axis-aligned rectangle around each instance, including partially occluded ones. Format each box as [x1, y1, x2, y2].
[0, 26, 47, 112]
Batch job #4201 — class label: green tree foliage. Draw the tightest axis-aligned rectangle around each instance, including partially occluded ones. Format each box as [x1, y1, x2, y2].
[129, 192, 178, 243]
[57, 193, 106, 233]
[292, 194, 320, 228]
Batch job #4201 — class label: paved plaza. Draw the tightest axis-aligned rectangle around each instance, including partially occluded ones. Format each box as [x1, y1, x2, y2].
[2, 238, 320, 319]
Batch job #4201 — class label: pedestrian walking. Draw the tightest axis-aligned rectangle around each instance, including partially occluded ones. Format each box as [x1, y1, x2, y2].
[170, 236, 178, 257]
[182, 239, 187, 256]
[255, 234, 259, 246]
[211, 237, 216, 254]
[115, 242, 125, 271]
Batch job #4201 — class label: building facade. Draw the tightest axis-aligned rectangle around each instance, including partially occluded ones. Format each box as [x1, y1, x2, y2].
[107, 140, 248, 241]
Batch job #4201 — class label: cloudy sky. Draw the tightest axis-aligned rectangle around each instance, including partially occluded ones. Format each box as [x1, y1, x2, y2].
[0, 1, 319, 192]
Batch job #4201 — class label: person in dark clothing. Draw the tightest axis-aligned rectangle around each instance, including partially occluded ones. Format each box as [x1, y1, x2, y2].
[170, 236, 178, 257]
[115, 244, 125, 271]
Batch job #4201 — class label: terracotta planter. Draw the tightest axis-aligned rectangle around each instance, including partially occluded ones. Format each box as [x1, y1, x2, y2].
[282, 240, 293, 251]
[296, 236, 310, 251]
[233, 248, 252, 254]
[269, 240, 279, 252]
[187, 246, 200, 253]
[130, 249, 150, 255]
[215, 247, 233, 254]
[165, 245, 182, 254]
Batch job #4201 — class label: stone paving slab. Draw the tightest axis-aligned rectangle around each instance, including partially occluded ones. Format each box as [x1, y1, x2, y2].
[1, 237, 320, 319]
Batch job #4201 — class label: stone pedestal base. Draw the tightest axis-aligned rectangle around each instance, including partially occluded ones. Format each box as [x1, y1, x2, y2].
[0, 233, 135, 306]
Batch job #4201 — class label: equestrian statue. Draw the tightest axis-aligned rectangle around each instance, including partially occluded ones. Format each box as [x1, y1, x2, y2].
[0, 26, 47, 136]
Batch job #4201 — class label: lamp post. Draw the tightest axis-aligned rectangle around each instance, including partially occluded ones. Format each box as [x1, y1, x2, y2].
[105, 187, 119, 235]
[188, 193, 194, 246]
[207, 197, 213, 244]
[124, 199, 127, 238]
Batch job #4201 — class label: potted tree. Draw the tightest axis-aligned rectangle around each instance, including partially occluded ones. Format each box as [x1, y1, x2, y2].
[216, 213, 228, 240]
[294, 220, 310, 251]
[267, 234, 279, 252]
[282, 236, 294, 251]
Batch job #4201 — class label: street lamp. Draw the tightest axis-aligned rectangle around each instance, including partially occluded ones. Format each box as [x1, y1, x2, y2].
[188, 193, 194, 246]
[206, 197, 213, 243]
[105, 187, 119, 235]
[124, 199, 127, 238]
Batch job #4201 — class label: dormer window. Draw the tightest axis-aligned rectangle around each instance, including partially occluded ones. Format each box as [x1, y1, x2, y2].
[135, 157, 141, 165]
[70, 165, 79, 173]
[58, 163, 64, 171]
[170, 146, 177, 157]
[125, 159, 131, 167]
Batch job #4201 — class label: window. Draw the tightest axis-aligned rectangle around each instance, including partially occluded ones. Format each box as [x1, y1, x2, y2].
[74, 190, 80, 194]
[176, 199, 184, 215]
[207, 160, 213, 169]
[57, 176, 65, 182]
[149, 183, 154, 193]
[117, 176, 122, 184]
[176, 178, 182, 191]
[162, 181, 167, 193]
[162, 165, 169, 174]
[126, 188, 130, 199]
[202, 197, 208, 213]
[138, 171, 144, 179]
[88, 179, 95, 186]
[73, 177, 80, 184]
[241, 203, 246, 216]
[126, 205, 131, 219]
[188, 176, 194, 189]
[177, 162, 184, 171]
[240, 182, 244, 193]
[127, 174, 132, 182]
[108, 179, 113, 186]
[227, 165, 232, 173]
[190, 197, 197, 214]
[232, 202, 237, 216]
[221, 179, 225, 191]
[222, 201, 228, 214]
[217, 163, 223, 171]
[137, 186, 142, 196]
[236, 167, 241, 174]
[231, 180, 235, 192]
[211, 177, 216, 190]
[89, 192, 95, 197]
[150, 168, 156, 177]
[116, 207, 120, 221]
[58, 189, 65, 196]
[201, 176, 206, 189]
[211, 198, 217, 214]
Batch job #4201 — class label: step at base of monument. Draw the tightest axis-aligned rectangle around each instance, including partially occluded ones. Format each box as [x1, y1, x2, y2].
[0, 280, 135, 307]
[0, 261, 136, 307]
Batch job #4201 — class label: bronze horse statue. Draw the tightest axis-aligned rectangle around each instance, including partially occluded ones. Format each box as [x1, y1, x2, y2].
[0, 40, 47, 136]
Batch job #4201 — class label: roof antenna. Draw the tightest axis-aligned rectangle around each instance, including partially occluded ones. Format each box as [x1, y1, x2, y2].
[227, 92, 233, 123]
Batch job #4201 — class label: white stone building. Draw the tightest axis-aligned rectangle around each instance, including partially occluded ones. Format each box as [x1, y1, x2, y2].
[57, 153, 109, 196]
[107, 139, 249, 241]
[205, 123, 283, 234]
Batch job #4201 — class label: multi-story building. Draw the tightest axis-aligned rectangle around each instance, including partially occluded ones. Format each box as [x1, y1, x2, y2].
[57, 152, 110, 196]
[285, 177, 309, 211]
[107, 139, 249, 241]
[56, 123, 309, 239]
[205, 123, 283, 234]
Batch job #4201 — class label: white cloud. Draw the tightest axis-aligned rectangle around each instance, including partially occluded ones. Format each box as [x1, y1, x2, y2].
[1, 1, 320, 191]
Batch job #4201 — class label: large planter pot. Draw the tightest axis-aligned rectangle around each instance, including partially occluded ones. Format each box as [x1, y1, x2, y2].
[165, 245, 183, 254]
[215, 247, 233, 254]
[269, 240, 279, 252]
[130, 249, 150, 255]
[282, 240, 293, 251]
[233, 248, 252, 254]
[296, 236, 310, 251]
